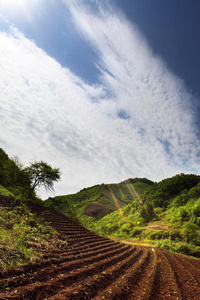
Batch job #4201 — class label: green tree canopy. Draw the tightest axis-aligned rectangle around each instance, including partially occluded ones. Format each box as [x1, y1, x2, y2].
[0, 148, 30, 189]
[25, 161, 61, 192]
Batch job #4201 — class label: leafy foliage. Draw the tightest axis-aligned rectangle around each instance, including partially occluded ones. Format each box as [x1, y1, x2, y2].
[143, 173, 200, 208]
[1, 147, 200, 258]
[43, 179, 152, 220]
[77, 174, 200, 258]
[155, 240, 200, 257]
[0, 148, 32, 200]
[0, 149, 64, 269]
[0, 185, 14, 197]
[0, 148, 61, 203]
[25, 161, 61, 192]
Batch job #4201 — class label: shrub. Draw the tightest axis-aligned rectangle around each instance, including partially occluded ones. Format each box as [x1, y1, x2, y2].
[0, 185, 14, 197]
[130, 228, 142, 238]
[156, 239, 200, 258]
[145, 230, 165, 240]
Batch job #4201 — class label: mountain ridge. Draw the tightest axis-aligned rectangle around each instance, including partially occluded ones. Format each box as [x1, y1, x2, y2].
[43, 178, 154, 220]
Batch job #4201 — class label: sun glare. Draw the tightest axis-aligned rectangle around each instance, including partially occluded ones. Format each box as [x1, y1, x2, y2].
[0, 0, 34, 22]
[1, 0, 25, 6]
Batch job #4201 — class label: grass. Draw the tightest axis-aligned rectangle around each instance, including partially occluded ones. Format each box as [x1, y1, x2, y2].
[0, 204, 66, 269]
[43, 180, 151, 220]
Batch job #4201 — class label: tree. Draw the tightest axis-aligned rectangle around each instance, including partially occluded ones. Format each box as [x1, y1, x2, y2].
[25, 161, 61, 192]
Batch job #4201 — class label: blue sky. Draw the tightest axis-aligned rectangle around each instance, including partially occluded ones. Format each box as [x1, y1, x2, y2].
[0, 0, 200, 199]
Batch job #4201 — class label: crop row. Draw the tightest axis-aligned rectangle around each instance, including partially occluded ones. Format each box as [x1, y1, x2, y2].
[0, 200, 200, 299]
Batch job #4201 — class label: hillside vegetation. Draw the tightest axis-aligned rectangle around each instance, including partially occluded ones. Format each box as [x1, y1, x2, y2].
[43, 172, 200, 258]
[0, 147, 200, 259]
[1, 200, 200, 299]
[43, 178, 153, 220]
[0, 195, 66, 269]
[0, 148, 43, 204]
[85, 174, 200, 257]
[0, 148, 200, 298]
[0, 148, 64, 269]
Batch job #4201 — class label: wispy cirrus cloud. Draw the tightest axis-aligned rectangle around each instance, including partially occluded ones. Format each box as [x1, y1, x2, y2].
[0, 1, 200, 198]
[64, 0, 200, 165]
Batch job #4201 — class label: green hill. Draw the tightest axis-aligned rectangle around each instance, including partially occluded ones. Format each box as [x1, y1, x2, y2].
[43, 178, 153, 220]
[87, 174, 200, 258]
[0, 147, 200, 258]
[141, 173, 200, 208]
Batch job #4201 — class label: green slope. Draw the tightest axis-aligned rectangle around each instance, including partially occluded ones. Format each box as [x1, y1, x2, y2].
[142, 173, 200, 208]
[89, 174, 200, 258]
[0, 194, 65, 270]
[1, 147, 199, 258]
[43, 178, 153, 220]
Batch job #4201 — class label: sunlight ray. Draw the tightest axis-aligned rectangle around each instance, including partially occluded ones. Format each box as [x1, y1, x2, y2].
[125, 180, 142, 205]
[108, 185, 121, 211]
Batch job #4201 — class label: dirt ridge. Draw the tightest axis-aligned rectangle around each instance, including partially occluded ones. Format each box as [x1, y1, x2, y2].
[0, 195, 200, 299]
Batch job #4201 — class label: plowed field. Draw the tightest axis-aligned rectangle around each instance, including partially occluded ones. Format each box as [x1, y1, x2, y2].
[0, 196, 200, 299]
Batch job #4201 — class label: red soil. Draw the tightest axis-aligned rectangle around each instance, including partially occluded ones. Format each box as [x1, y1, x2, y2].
[0, 195, 200, 299]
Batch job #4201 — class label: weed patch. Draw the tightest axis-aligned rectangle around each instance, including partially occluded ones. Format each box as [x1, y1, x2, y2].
[0, 204, 65, 269]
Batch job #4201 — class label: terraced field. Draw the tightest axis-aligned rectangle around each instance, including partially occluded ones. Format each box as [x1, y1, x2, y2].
[0, 196, 200, 299]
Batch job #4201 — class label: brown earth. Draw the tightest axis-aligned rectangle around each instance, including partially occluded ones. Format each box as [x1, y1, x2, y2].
[83, 202, 110, 218]
[0, 195, 200, 299]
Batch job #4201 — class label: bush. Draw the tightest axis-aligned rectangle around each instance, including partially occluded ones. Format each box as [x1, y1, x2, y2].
[156, 239, 200, 258]
[168, 230, 182, 241]
[130, 228, 142, 238]
[150, 230, 168, 240]
[0, 185, 14, 197]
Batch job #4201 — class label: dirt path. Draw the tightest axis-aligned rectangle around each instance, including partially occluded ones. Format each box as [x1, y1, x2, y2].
[0, 196, 200, 299]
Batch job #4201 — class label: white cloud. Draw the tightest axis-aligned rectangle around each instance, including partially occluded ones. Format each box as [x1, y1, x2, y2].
[0, 1, 200, 199]
[63, 0, 200, 165]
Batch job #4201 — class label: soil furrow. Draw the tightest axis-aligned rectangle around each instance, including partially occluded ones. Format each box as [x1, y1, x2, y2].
[163, 250, 200, 300]
[68, 239, 114, 252]
[0, 243, 130, 292]
[46, 246, 142, 300]
[149, 249, 182, 300]
[0, 240, 116, 280]
[39, 241, 123, 260]
[172, 253, 200, 283]
[1, 246, 136, 299]
[1, 196, 200, 300]
[93, 246, 150, 300]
